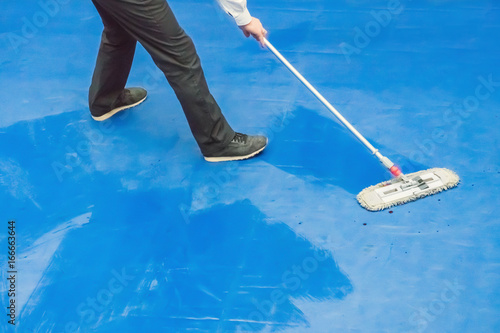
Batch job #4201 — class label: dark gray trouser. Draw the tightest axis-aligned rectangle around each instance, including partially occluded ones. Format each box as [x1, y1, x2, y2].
[89, 0, 235, 155]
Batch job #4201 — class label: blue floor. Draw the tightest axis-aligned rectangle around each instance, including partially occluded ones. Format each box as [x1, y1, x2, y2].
[1, 1, 500, 332]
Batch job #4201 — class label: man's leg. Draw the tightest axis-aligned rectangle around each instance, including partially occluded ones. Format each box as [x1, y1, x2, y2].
[91, 0, 235, 155]
[89, 0, 139, 117]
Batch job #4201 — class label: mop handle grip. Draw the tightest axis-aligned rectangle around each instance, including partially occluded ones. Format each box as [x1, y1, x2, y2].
[263, 38, 400, 174]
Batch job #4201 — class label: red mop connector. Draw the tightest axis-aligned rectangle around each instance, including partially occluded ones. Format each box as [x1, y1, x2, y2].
[390, 165, 402, 177]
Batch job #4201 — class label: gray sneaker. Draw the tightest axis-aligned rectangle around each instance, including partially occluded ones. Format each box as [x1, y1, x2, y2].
[92, 87, 147, 121]
[204, 132, 268, 162]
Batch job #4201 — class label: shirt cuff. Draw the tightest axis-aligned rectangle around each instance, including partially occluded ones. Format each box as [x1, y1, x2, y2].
[234, 8, 252, 26]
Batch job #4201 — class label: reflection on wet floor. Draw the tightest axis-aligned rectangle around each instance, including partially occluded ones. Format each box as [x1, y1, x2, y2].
[1, 0, 499, 332]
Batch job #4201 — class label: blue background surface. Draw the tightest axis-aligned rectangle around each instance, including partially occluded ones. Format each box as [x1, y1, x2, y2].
[1, 0, 499, 332]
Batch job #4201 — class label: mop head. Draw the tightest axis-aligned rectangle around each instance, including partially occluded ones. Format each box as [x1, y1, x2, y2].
[357, 168, 460, 211]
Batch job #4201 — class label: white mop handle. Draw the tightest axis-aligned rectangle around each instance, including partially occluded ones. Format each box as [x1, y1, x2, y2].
[263, 38, 403, 177]
[263, 38, 381, 156]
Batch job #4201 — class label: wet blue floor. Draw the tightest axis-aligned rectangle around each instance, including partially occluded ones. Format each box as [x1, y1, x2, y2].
[1, 1, 500, 332]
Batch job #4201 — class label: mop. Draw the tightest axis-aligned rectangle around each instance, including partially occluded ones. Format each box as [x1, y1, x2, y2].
[263, 38, 459, 211]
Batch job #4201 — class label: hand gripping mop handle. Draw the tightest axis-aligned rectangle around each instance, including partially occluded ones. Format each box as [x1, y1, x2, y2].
[263, 38, 402, 177]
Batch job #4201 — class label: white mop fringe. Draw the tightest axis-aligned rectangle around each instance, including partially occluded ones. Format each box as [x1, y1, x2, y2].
[357, 168, 460, 211]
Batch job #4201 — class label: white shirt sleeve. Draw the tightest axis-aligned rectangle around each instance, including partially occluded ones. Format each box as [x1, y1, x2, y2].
[216, 0, 252, 26]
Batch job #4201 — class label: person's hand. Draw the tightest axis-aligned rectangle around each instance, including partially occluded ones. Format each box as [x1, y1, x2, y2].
[239, 17, 268, 47]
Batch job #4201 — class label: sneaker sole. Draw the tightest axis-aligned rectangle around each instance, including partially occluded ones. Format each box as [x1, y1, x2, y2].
[204, 144, 267, 162]
[91, 95, 147, 121]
